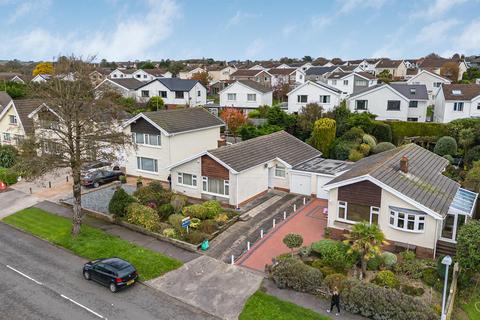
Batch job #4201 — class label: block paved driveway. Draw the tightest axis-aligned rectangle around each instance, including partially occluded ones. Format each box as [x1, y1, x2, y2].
[237, 198, 327, 272]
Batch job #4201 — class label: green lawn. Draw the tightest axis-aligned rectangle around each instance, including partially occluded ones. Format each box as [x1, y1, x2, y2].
[460, 289, 480, 320]
[239, 291, 331, 320]
[3, 208, 182, 280]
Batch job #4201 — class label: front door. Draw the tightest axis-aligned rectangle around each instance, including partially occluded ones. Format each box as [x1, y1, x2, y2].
[440, 213, 466, 242]
[268, 167, 274, 189]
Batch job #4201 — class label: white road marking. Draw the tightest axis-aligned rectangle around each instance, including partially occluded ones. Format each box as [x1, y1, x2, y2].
[6, 265, 43, 285]
[5, 264, 107, 320]
[61, 294, 108, 319]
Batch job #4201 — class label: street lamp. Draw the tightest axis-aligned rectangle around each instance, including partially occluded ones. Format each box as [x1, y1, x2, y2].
[441, 255, 452, 320]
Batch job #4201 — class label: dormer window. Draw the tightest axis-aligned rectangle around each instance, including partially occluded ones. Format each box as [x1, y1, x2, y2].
[410, 88, 416, 95]
[452, 90, 462, 95]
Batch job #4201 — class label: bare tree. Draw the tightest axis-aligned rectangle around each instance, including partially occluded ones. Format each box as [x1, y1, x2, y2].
[18, 56, 131, 236]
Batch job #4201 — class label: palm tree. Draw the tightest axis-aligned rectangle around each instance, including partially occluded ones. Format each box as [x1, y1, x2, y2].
[343, 222, 388, 279]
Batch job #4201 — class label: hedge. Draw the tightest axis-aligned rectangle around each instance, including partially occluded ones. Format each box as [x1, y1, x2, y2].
[384, 121, 449, 145]
[269, 258, 323, 294]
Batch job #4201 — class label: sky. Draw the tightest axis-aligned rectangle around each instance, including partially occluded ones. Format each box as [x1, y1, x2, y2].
[1, 0, 480, 62]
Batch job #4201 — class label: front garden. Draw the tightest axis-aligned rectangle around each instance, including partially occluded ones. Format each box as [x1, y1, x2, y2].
[263, 222, 480, 320]
[107, 180, 238, 246]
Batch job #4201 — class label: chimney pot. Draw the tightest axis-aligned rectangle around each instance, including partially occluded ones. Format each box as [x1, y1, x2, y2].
[400, 156, 409, 174]
[217, 139, 226, 147]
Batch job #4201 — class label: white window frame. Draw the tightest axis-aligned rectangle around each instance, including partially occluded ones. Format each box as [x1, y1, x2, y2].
[389, 209, 425, 233]
[370, 206, 380, 225]
[477, 102, 480, 110]
[247, 93, 257, 102]
[408, 100, 418, 108]
[355, 100, 368, 110]
[297, 95, 308, 103]
[338, 201, 347, 220]
[319, 95, 330, 103]
[136, 157, 158, 173]
[159, 91, 167, 98]
[332, 80, 337, 85]
[453, 102, 464, 112]
[343, 80, 348, 85]
[202, 176, 229, 196]
[132, 132, 161, 147]
[227, 93, 236, 101]
[2, 132, 11, 142]
[355, 80, 367, 86]
[9, 115, 17, 125]
[177, 172, 197, 187]
[141, 90, 149, 98]
[274, 165, 286, 178]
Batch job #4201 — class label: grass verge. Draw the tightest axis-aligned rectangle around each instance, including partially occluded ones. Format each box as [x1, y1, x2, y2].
[239, 290, 331, 320]
[3, 207, 182, 280]
[460, 289, 480, 320]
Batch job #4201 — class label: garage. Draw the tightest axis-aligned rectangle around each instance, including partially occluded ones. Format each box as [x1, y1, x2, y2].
[290, 172, 312, 196]
[316, 175, 333, 199]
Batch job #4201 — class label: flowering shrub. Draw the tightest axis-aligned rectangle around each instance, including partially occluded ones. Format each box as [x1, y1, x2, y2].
[126, 203, 160, 231]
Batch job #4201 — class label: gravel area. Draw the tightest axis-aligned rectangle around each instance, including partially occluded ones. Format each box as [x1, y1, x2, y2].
[64, 184, 136, 214]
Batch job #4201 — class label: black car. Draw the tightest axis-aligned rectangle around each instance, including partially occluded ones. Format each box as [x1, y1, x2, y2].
[81, 169, 124, 188]
[81, 161, 112, 176]
[83, 258, 138, 293]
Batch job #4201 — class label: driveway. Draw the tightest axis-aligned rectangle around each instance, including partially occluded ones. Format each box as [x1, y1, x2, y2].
[0, 222, 216, 320]
[237, 199, 327, 272]
[147, 255, 263, 320]
[0, 189, 41, 219]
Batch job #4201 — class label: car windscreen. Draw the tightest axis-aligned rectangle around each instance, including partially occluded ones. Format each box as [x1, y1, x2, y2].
[117, 265, 135, 277]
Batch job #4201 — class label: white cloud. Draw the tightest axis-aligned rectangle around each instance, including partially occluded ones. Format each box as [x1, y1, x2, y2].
[226, 11, 260, 29]
[245, 38, 265, 58]
[415, 19, 459, 44]
[455, 19, 480, 53]
[282, 24, 297, 37]
[338, 0, 387, 14]
[8, 0, 52, 23]
[1, 0, 180, 61]
[411, 0, 468, 19]
[311, 15, 332, 30]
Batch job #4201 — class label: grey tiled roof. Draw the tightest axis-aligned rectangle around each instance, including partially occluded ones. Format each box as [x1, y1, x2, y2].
[305, 66, 338, 76]
[326, 144, 459, 217]
[13, 99, 44, 135]
[138, 78, 200, 91]
[389, 84, 428, 100]
[209, 131, 321, 172]
[142, 108, 224, 134]
[109, 78, 144, 90]
[236, 80, 272, 93]
[0, 92, 12, 113]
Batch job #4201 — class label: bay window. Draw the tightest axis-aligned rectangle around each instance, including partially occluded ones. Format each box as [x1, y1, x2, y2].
[178, 172, 197, 187]
[389, 208, 425, 232]
[202, 177, 229, 196]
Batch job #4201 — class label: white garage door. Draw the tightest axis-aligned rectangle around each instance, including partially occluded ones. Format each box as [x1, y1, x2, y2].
[316, 175, 334, 199]
[290, 173, 311, 196]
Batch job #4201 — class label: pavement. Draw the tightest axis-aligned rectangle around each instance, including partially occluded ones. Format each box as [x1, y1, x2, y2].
[34, 200, 199, 263]
[0, 189, 41, 219]
[0, 222, 217, 320]
[147, 255, 263, 320]
[237, 199, 327, 271]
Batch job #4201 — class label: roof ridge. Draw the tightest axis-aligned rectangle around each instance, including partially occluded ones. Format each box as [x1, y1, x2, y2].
[212, 130, 287, 152]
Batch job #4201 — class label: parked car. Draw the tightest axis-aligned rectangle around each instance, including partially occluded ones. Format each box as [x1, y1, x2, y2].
[81, 169, 124, 188]
[83, 257, 138, 293]
[81, 161, 112, 176]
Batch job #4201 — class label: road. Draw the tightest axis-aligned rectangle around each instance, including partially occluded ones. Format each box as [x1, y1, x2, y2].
[0, 223, 218, 320]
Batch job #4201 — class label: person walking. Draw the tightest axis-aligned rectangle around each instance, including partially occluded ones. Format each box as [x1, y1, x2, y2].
[327, 286, 340, 316]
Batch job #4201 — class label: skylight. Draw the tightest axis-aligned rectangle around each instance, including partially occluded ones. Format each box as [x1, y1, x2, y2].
[452, 89, 462, 95]
[410, 88, 416, 94]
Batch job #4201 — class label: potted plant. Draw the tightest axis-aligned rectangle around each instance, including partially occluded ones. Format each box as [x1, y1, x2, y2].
[136, 176, 143, 188]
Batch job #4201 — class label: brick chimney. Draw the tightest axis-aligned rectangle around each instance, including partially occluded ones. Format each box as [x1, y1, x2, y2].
[217, 139, 227, 147]
[400, 156, 409, 174]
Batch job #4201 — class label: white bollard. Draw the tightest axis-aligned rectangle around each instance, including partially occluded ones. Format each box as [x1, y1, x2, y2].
[260, 229, 264, 238]
[231, 255, 235, 265]
[293, 204, 297, 212]
[303, 197, 306, 205]
[247, 241, 250, 251]
[273, 219, 276, 228]
[284, 211, 287, 220]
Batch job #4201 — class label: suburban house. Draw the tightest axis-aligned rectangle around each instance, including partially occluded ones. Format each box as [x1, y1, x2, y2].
[89, 69, 110, 86]
[434, 84, 480, 123]
[169, 131, 322, 208]
[304, 66, 340, 82]
[0, 95, 39, 146]
[346, 83, 429, 122]
[108, 68, 136, 79]
[268, 68, 297, 87]
[134, 78, 207, 107]
[142, 68, 172, 79]
[122, 108, 224, 181]
[31, 74, 52, 83]
[0, 72, 26, 84]
[209, 80, 234, 95]
[219, 80, 272, 112]
[418, 56, 468, 81]
[207, 65, 237, 83]
[287, 80, 342, 113]
[178, 67, 207, 80]
[230, 69, 272, 88]
[294, 69, 306, 84]
[95, 78, 144, 99]
[375, 59, 407, 79]
[407, 69, 451, 105]
[326, 72, 378, 95]
[323, 143, 478, 258]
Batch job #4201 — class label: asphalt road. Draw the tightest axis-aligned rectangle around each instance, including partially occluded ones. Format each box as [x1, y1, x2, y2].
[0, 222, 218, 320]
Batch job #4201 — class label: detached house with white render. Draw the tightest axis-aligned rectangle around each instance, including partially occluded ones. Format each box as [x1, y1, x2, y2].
[346, 83, 429, 122]
[122, 108, 224, 182]
[219, 80, 273, 112]
[287, 80, 342, 113]
[0, 93, 40, 146]
[434, 83, 480, 123]
[134, 78, 207, 107]
[325, 72, 378, 95]
[407, 70, 451, 105]
[324, 143, 478, 258]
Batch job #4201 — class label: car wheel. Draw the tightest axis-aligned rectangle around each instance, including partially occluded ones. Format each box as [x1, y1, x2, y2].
[109, 283, 117, 293]
[93, 182, 100, 188]
[83, 271, 90, 280]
